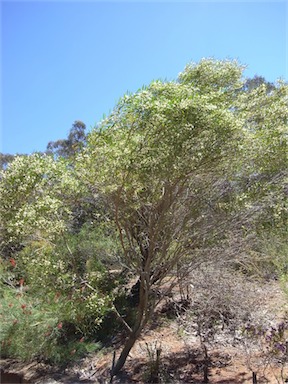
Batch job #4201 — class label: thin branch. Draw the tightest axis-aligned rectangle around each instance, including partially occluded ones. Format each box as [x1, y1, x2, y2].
[82, 280, 132, 333]
[111, 304, 133, 334]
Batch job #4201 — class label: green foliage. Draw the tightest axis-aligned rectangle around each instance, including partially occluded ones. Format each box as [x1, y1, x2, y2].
[62, 222, 122, 271]
[14, 227, 117, 332]
[0, 286, 102, 364]
[238, 81, 287, 237]
[237, 80, 287, 174]
[0, 146, 122, 364]
[258, 230, 288, 282]
[79, 59, 245, 274]
[0, 181, 118, 364]
[0, 154, 83, 254]
[19, 245, 110, 310]
[82, 75, 242, 196]
[16, 222, 121, 291]
[178, 58, 245, 98]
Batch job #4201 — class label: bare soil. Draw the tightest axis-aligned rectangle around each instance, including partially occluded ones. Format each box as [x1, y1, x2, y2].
[1, 281, 287, 384]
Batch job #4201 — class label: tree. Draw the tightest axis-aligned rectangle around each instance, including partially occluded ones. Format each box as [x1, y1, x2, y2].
[230, 78, 288, 276]
[241, 75, 276, 94]
[0, 153, 114, 363]
[0, 153, 82, 257]
[79, 59, 246, 377]
[0, 153, 17, 171]
[236, 79, 287, 228]
[46, 120, 87, 159]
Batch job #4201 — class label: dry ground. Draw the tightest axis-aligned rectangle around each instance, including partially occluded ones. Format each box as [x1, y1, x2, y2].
[1, 280, 287, 384]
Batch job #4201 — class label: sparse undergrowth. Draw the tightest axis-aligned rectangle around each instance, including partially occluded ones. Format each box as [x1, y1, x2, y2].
[1, 275, 287, 384]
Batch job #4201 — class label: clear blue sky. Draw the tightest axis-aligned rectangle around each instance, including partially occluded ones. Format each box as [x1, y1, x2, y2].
[1, 1, 287, 155]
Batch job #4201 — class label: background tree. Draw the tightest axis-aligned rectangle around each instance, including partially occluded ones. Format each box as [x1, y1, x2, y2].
[46, 120, 87, 160]
[0, 153, 82, 257]
[241, 75, 276, 93]
[0, 153, 117, 363]
[229, 78, 288, 276]
[0, 153, 17, 171]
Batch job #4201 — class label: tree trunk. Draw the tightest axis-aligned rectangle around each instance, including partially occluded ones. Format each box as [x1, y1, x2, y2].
[203, 343, 209, 383]
[111, 273, 150, 379]
[111, 326, 142, 378]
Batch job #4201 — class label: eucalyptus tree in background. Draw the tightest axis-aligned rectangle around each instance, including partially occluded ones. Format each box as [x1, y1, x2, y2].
[0, 153, 16, 171]
[241, 75, 276, 93]
[79, 59, 247, 377]
[46, 120, 87, 160]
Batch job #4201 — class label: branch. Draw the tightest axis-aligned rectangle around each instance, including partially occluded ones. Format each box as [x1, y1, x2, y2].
[82, 280, 132, 333]
[111, 304, 133, 334]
